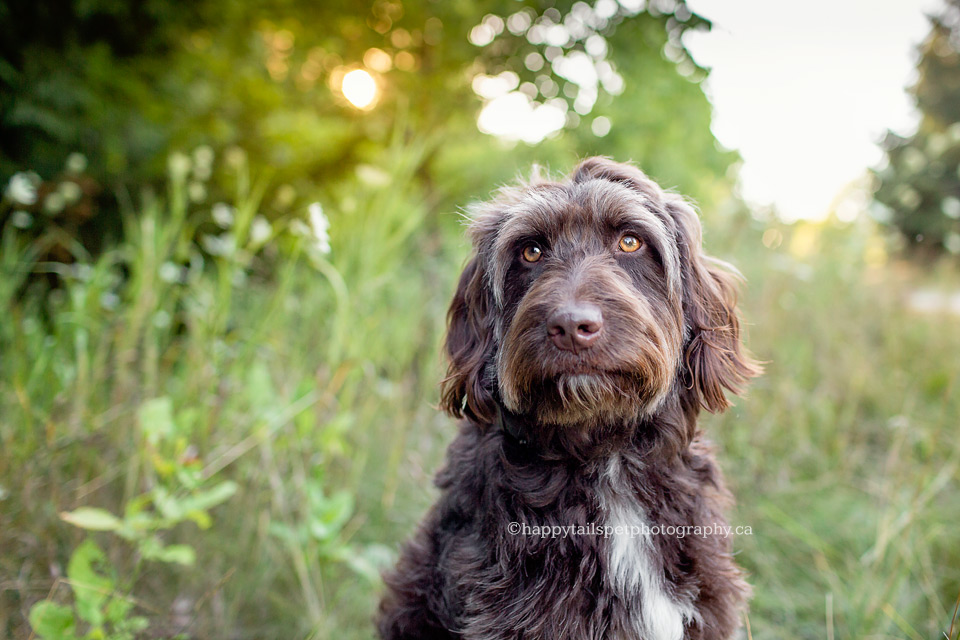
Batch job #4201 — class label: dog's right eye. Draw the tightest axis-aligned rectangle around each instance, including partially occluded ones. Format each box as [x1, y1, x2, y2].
[618, 234, 643, 253]
[521, 244, 543, 263]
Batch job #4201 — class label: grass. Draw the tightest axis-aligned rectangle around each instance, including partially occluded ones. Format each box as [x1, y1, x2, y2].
[1, 155, 958, 639]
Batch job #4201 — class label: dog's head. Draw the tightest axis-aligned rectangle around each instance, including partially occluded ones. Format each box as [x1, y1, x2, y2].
[440, 157, 759, 436]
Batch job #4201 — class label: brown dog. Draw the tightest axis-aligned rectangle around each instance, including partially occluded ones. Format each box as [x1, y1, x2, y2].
[378, 157, 760, 640]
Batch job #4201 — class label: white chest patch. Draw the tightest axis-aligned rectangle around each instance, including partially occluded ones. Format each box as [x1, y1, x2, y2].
[599, 457, 695, 640]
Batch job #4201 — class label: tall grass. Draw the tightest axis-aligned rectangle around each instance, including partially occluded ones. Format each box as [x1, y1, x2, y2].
[709, 216, 960, 639]
[1, 156, 958, 639]
[0, 141, 457, 639]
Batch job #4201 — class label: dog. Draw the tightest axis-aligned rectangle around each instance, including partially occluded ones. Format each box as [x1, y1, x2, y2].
[377, 157, 760, 640]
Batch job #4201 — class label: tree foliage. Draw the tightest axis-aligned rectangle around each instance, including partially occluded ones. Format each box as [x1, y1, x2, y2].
[873, 0, 960, 255]
[1, 0, 735, 252]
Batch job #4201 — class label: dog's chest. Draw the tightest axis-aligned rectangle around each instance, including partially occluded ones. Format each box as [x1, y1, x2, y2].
[598, 456, 695, 640]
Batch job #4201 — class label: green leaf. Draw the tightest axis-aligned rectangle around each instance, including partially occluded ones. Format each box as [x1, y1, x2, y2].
[29, 601, 77, 639]
[60, 507, 121, 532]
[138, 537, 196, 566]
[155, 544, 196, 566]
[66, 540, 113, 626]
[103, 597, 134, 624]
[308, 490, 354, 541]
[185, 509, 212, 530]
[180, 480, 238, 513]
[122, 494, 152, 520]
[151, 485, 184, 521]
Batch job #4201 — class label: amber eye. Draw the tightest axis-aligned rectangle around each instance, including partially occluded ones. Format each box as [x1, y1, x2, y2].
[521, 244, 543, 263]
[618, 234, 642, 253]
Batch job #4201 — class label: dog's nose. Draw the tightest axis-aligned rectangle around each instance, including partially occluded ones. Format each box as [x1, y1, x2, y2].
[547, 303, 603, 352]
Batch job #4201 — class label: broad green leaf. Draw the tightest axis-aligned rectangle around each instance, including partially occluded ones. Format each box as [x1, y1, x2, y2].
[60, 507, 121, 532]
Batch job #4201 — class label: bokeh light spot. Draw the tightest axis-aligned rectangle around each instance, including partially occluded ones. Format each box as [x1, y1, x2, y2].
[591, 116, 611, 136]
[394, 51, 417, 71]
[364, 48, 393, 72]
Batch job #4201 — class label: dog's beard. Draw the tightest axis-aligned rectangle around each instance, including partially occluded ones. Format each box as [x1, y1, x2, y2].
[512, 369, 673, 427]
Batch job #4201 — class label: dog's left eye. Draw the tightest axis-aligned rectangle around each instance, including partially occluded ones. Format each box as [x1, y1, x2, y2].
[521, 244, 543, 263]
[618, 234, 642, 253]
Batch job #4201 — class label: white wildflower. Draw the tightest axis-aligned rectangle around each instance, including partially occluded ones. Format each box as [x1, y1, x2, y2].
[153, 310, 171, 329]
[188, 181, 207, 203]
[193, 145, 214, 169]
[159, 262, 183, 284]
[43, 192, 66, 215]
[59, 181, 82, 205]
[66, 152, 88, 174]
[168, 152, 191, 181]
[308, 202, 331, 254]
[201, 233, 234, 257]
[212, 202, 234, 228]
[5, 172, 39, 205]
[356, 164, 391, 187]
[11, 211, 33, 229]
[250, 215, 272, 246]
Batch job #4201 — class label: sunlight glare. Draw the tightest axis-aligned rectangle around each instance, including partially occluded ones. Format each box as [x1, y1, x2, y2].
[341, 69, 378, 110]
[477, 92, 566, 144]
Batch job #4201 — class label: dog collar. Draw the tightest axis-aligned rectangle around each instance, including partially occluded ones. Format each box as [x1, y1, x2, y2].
[495, 401, 529, 446]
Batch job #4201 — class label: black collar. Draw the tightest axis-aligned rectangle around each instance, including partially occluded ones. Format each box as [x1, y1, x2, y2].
[495, 400, 529, 446]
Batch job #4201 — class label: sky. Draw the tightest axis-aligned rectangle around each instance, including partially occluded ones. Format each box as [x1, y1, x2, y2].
[683, 0, 943, 221]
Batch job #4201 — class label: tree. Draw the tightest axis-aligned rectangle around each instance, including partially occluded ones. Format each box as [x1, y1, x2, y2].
[1, 0, 735, 246]
[873, 0, 960, 255]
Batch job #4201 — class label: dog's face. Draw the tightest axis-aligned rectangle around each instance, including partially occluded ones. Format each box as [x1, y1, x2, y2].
[441, 157, 758, 435]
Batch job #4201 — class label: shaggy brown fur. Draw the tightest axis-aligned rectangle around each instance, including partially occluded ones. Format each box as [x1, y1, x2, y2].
[378, 157, 761, 640]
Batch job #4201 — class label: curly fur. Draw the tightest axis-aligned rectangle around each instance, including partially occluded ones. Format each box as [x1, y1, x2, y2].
[378, 157, 761, 640]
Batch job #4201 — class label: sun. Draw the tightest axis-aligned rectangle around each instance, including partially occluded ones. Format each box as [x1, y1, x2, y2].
[341, 69, 378, 110]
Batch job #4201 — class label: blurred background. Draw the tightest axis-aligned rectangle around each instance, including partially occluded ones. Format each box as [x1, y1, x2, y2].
[1, 0, 958, 638]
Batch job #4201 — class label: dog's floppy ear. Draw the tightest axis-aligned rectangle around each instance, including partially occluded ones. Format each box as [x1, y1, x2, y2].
[667, 197, 761, 412]
[439, 254, 497, 423]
